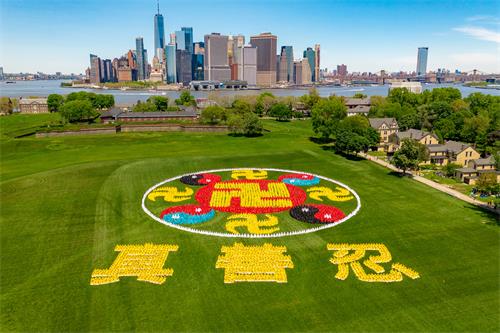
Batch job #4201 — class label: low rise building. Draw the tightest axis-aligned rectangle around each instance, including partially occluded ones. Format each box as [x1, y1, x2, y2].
[19, 98, 49, 113]
[426, 140, 481, 167]
[368, 118, 399, 151]
[390, 129, 439, 154]
[389, 81, 422, 93]
[455, 156, 499, 185]
[345, 97, 371, 117]
[101, 107, 197, 124]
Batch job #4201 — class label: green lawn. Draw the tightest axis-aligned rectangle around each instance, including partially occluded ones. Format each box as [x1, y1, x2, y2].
[1, 115, 499, 332]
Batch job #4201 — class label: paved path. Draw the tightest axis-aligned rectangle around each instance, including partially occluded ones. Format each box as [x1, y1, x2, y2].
[359, 153, 499, 215]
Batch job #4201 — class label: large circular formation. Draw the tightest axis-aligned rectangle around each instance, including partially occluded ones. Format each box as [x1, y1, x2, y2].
[142, 168, 361, 238]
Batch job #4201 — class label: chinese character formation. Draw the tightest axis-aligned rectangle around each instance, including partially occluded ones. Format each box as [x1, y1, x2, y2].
[327, 243, 420, 283]
[90, 243, 178, 285]
[216, 243, 294, 283]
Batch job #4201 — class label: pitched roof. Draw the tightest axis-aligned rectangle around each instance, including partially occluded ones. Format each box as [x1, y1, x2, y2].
[348, 105, 370, 113]
[427, 144, 448, 152]
[117, 111, 197, 118]
[456, 167, 477, 173]
[396, 129, 438, 141]
[369, 118, 397, 129]
[473, 156, 496, 166]
[443, 140, 471, 154]
[345, 98, 371, 106]
[19, 98, 47, 105]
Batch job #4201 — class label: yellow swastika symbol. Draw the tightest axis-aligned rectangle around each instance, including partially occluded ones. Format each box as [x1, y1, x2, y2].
[210, 182, 292, 208]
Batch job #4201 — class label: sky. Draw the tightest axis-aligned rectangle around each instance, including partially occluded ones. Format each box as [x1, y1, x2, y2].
[0, 0, 499, 74]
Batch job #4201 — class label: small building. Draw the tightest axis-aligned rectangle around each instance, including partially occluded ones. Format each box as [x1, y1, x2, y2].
[456, 156, 499, 185]
[347, 105, 370, 117]
[389, 81, 422, 94]
[369, 118, 399, 151]
[425, 140, 481, 167]
[389, 129, 439, 154]
[190, 80, 223, 91]
[19, 98, 49, 114]
[195, 98, 217, 109]
[426, 144, 449, 166]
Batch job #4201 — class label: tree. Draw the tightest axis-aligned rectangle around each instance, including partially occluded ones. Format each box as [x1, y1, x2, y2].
[231, 99, 252, 115]
[352, 93, 367, 99]
[175, 91, 196, 106]
[300, 88, 321, 109]
[200, 105, 225, 125]
[147, 96, 169, 111]
[269, 103, 292, 121]
[335, 128, 371, 155]
[227, 111, 263, 137]
[334, 116, 379, 154]
[59, 100, 98, 123]
[442, 163, 461, 177]
[256, 92, 276, 115]
[133, 101, 157, 112]
[0, 97, 14, 115]
[47, 94, 64, 112]
[311, 97, 347, 140]
[241, 112, 263, 136]
[391, 138, 427, 175]
[398, 113, 420, 131]
[476, 173, 499, 194]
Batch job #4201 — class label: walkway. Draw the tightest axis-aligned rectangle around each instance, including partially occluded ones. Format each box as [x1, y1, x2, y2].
[359, 153, 499, 215]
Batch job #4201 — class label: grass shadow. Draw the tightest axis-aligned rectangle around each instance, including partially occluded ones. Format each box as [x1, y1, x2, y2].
[463, 204, 500, 225]
[309, 136, 334, 144]
[227, 133, 264, 138]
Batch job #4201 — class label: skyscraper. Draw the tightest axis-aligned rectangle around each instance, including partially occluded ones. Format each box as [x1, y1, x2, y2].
[304, 47, 316, 82]
[204, 33, 231, 81]
[166, 43, 177, 84]
[250, 33, 277, 87]
[176, 49, 192, 86]
[314, 44, 320, 82]
[89, 54, 102, 84]
[135, 37, 147, 80]
[241, 45, 257, 86]
[181, 27, 193, 54]
[175, 31, 186, 52]
[281, 46, 293, 82]
[416, 47, 428, 77]
[153, 0, 165, 52]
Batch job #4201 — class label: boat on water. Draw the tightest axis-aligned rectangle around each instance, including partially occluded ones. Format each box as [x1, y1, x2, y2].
[5, 81, 16, 84]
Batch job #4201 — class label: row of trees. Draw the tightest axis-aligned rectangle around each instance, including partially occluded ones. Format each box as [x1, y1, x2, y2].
[132, 91, 197, 112]
[47, 92, 115, 123]
[369, 87, 500, 154]
[310, 95, 380, 154]
[200, 102, 263, 137]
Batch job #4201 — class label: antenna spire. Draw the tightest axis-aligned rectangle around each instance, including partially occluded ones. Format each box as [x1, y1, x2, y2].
[157, 0, 160, 14]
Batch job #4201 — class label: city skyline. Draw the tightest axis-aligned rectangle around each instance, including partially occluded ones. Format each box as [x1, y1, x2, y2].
[0, 0, 499, 74]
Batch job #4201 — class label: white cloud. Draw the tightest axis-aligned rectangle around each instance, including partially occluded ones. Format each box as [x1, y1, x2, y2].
[448, 52, 500, 72]
[453, 26, 500, 43]
[466, 15, 500, 25]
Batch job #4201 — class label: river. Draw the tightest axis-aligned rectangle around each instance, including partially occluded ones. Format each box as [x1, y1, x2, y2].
[1, 80, 498, 105]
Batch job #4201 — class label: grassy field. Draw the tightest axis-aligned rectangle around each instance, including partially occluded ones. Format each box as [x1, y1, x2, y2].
[1, 115, 499, 332]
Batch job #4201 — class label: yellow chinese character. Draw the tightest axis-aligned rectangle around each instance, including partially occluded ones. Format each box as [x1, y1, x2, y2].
[91, 243, 178, 285]
[327, 243, 420, 283]
[148, 186, 193, 202]
[231, 169, 268, 180]
[210, 182, 292, 209]
[307, 186, 353, 202]
[226, 214, 279, 234]
[216, 243, 294, 283]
